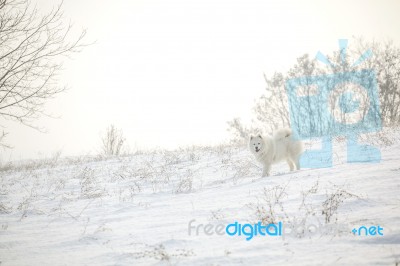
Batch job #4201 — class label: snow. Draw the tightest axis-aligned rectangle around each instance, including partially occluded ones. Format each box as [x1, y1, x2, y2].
[1, 134, 400, 265]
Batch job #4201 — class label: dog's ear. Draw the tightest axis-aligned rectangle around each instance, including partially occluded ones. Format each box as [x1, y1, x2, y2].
[250, 135, 254, 140]
[257, 134, 262, 139]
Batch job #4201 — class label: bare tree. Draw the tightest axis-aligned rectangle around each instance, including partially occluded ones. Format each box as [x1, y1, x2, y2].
[354, 38, 400, 126]
[101, 125, 126, 156]
[0, 130, 10, 148]
[0, 0, 86, 146]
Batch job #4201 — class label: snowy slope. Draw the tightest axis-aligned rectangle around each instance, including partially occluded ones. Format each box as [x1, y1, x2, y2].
[0, 134, 400, 265]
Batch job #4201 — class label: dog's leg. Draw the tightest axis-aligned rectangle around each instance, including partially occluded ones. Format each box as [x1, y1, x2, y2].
[294, 157, 300, 170]
[296, 158, 300, 170]
[286, 159, 295, 171]
[262, 163, 271, 177]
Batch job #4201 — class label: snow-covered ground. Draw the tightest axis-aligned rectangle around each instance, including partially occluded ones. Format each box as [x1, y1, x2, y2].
[1, 132, 400, 265]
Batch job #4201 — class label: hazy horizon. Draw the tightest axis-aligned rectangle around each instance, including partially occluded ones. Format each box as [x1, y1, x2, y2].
[2, 0, 400, 161]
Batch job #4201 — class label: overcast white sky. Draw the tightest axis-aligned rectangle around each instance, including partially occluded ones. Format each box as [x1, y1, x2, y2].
[1, 0, 400, 161]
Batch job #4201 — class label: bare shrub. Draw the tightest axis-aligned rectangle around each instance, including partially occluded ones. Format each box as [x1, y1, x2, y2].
[17, 180, 39, 220]
[101, 125, 126, 156]
[230, 156, 260, 179]
[227, 118, 253, 144]
[322, 187, 359, 223]
[130, 243, 195, 261]
[175, 170, 193, 194]
[299, 179, 319, 217]
[117, 186, 138, 202]
[79, 167, 104, 199]
[0, 202, 11, 214]
[209, 209, 225, 221]
[162, 150, 182, 165]
[248, 180, 360, 238]
[248, 183, 289, 224]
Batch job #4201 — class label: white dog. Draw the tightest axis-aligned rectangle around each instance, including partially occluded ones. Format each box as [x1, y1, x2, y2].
[249, 128, 303, 177]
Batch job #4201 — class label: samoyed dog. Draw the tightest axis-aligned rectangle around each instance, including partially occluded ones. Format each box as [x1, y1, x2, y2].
[249, 128, 303, 177]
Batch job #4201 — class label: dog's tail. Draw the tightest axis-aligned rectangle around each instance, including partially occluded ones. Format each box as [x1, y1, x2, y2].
[273, 128, 292, 140]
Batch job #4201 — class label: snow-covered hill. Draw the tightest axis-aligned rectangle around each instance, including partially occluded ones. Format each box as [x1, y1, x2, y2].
[1, 133, 400, 265]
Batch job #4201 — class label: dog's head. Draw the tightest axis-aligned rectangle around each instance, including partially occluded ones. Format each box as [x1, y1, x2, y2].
[249, 134, 264, 154]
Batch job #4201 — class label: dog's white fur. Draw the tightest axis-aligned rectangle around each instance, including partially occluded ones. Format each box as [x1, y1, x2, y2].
[249, 128, 303, 177]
